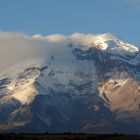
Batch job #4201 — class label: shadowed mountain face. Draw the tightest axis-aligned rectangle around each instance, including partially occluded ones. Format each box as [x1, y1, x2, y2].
[0, 33, 140, 134]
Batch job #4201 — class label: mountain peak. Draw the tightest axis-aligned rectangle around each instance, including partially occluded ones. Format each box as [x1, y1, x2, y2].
[97, 33, 118, 40]
[75, 33, 139, 57]
[0, 32, 140, 133]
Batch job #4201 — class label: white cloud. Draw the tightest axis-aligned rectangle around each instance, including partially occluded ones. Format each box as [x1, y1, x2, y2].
[32, 34, 66, 42]
[0, 31, 113, 71]
[46, 34, 66, 42]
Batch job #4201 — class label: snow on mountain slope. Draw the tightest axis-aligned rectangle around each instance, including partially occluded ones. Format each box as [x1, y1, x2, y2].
[0, 32, 140, 133]
[99, 70, 140, 112]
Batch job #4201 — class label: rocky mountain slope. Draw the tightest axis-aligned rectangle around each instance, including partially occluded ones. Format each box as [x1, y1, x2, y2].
[0, 32, 140, 134]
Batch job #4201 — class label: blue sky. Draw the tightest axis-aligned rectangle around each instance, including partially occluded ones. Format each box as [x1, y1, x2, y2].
[0, 0, 140, 46]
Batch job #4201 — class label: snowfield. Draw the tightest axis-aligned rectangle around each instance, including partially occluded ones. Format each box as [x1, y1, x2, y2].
[0, 32, 140, 134]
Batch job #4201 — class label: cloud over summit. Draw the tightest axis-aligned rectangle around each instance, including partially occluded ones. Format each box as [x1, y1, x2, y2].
[0, 31, 117, 71]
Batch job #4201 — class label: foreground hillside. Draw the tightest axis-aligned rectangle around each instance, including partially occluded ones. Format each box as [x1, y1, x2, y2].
[0, 133, 140, 140]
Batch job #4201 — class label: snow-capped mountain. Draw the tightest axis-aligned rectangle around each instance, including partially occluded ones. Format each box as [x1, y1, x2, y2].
[0, 32, 140, 134]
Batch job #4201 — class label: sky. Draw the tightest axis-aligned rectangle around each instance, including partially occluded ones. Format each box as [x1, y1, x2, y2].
[0, 0, 140, 46]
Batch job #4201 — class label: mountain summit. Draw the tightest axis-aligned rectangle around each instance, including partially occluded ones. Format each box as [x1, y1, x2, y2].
[0, 32, 140, 134]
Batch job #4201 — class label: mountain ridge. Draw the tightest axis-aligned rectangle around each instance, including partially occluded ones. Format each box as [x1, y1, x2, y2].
[0, 32, 140, 134]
